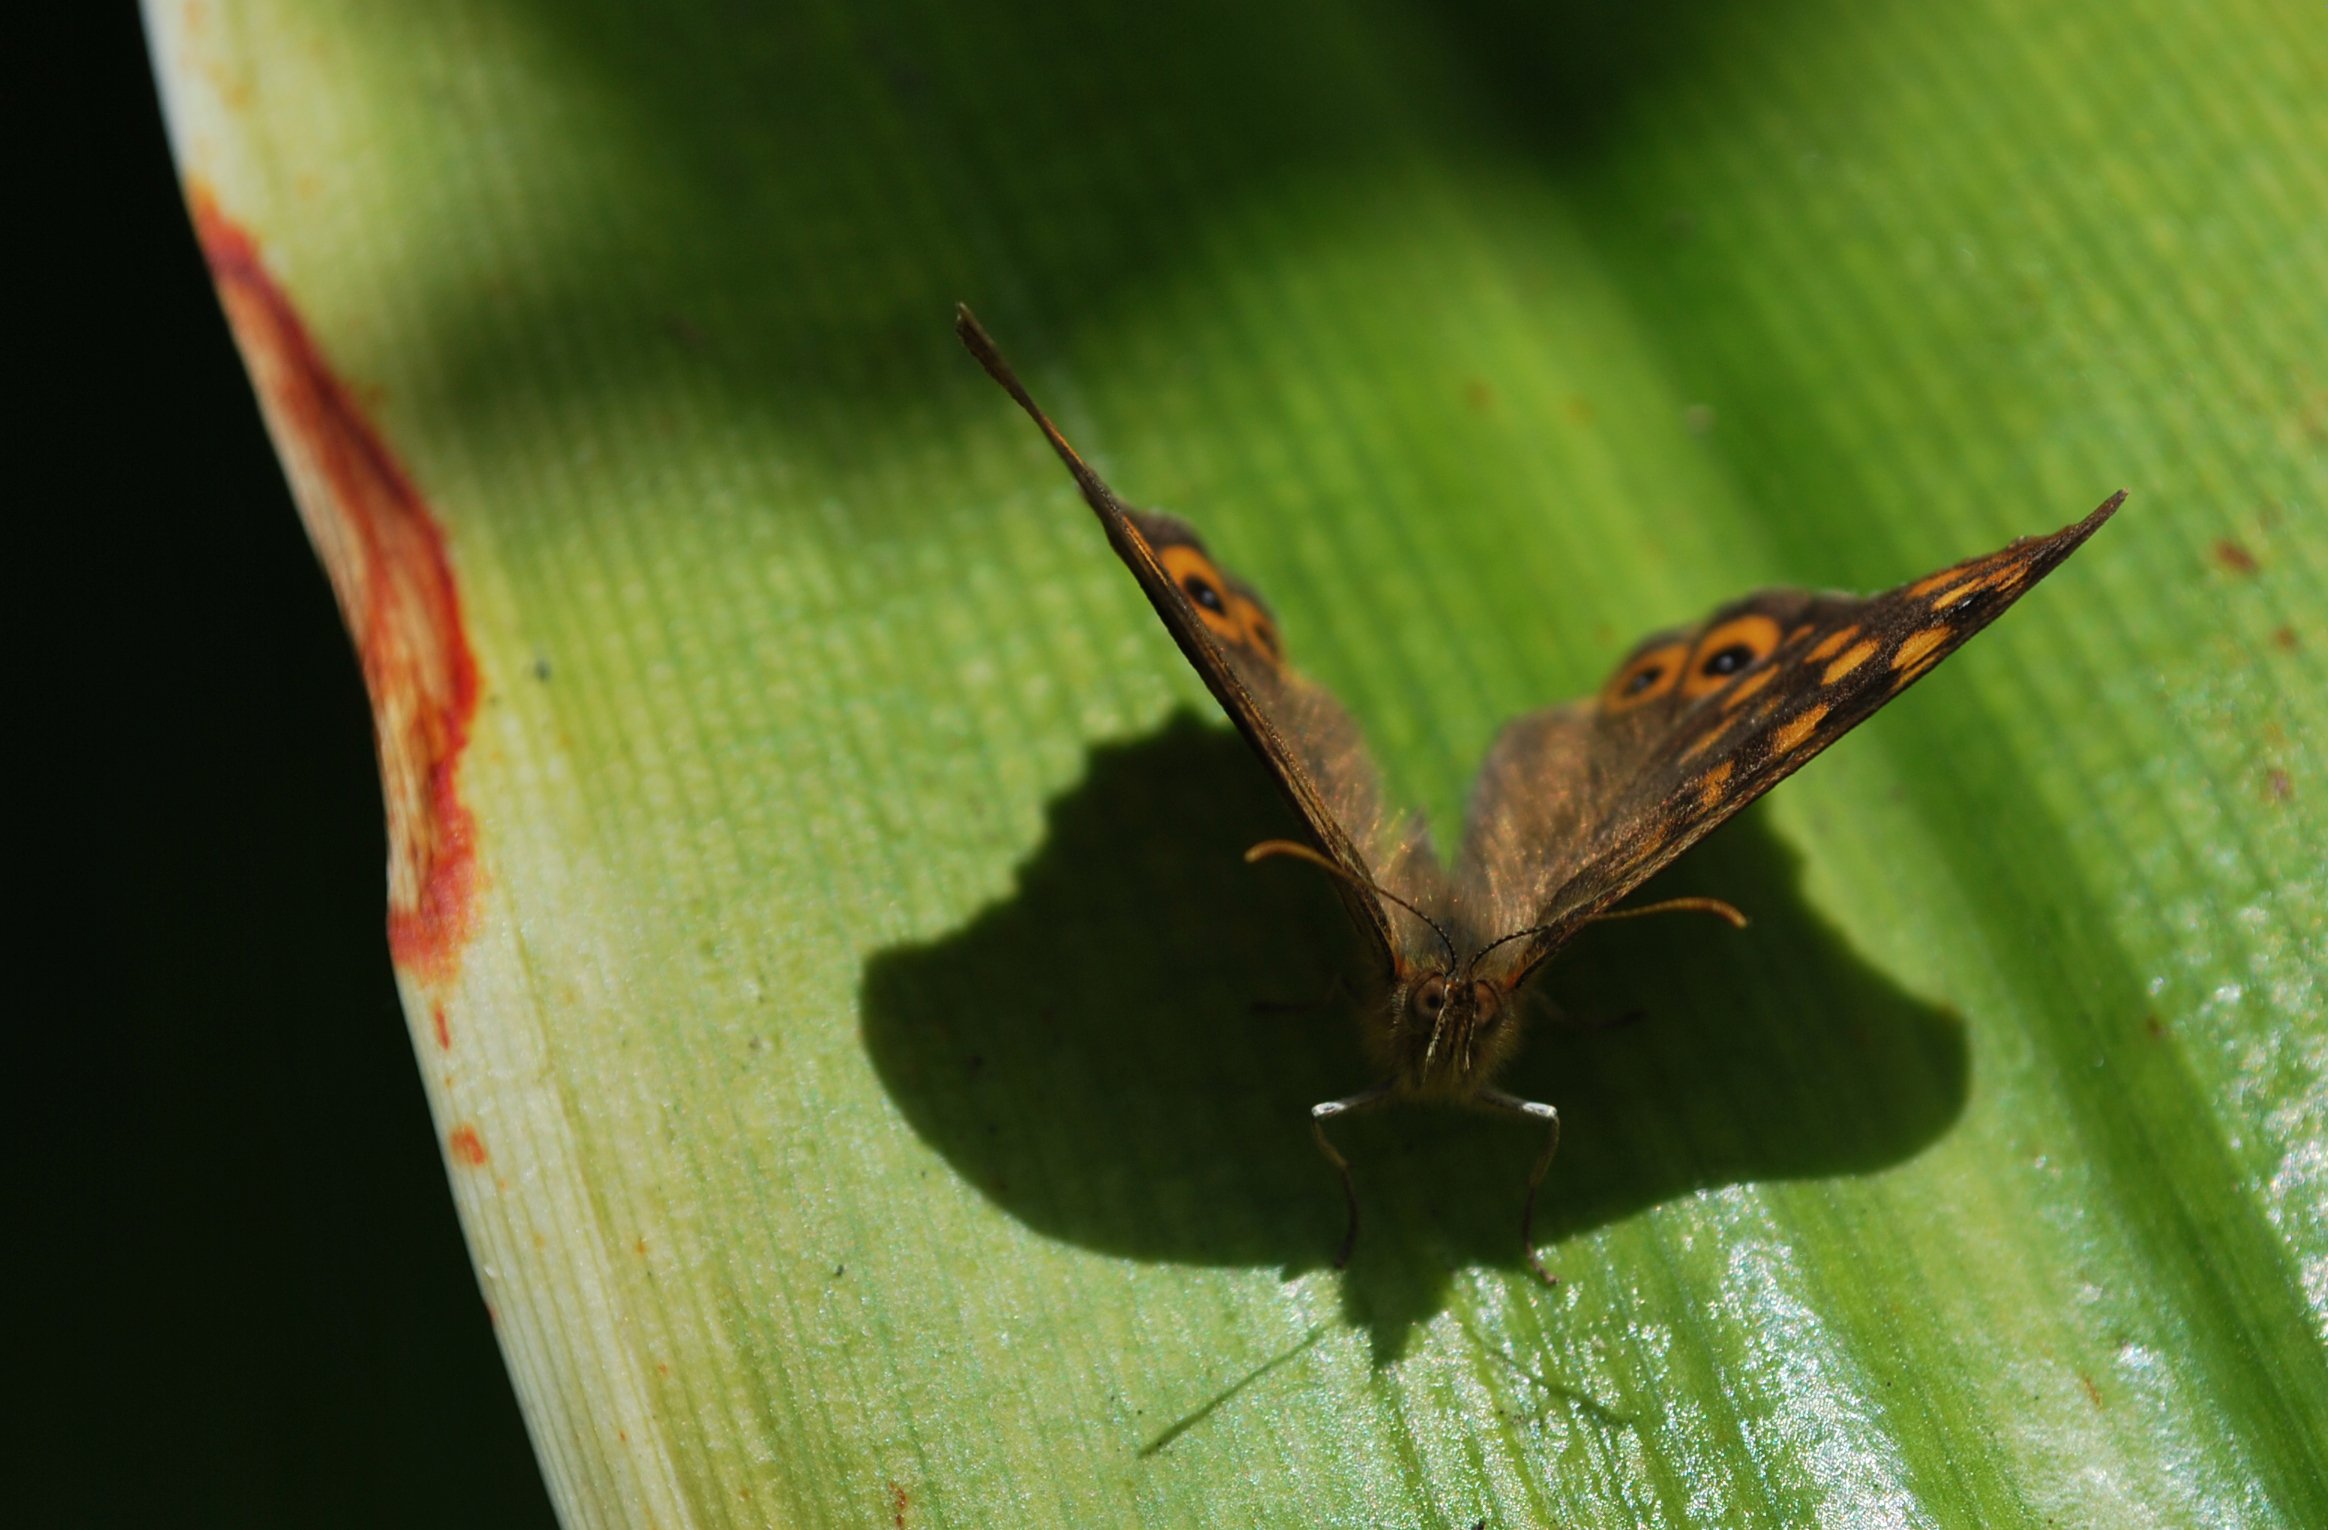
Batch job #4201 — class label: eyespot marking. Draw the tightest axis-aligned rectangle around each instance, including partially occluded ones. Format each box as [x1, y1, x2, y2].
[1605, 641, 1688, 712]
[1821, 638, 1880, 686]
[1156, 543, 1245, 644]
[1721, 666, 1778, 711]
[1683, 614, 1783, 697]
[1804, 626, 1860, 664]
[1769, 702, 1830, 757]
[1892, 625, 1951, 673]
[1237, 600, 1283, 661]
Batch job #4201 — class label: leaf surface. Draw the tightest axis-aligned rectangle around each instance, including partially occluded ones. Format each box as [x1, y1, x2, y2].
[149, 0, 2326, 1523]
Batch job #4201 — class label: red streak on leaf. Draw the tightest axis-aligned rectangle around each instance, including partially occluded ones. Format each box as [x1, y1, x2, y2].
[431, 1002, 452, 1050]
[190, 184, 481, 984]
[448, 1124, 491, 1167]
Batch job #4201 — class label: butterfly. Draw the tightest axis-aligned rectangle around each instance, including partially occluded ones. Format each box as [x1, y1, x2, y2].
[955, 304, 2121, 1281]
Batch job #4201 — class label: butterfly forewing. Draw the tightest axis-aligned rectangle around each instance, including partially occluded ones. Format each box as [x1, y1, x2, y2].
[1463, 492, 2125, 984]
[954, 306, 1424, 975]
[1121, 509, 1439, 966]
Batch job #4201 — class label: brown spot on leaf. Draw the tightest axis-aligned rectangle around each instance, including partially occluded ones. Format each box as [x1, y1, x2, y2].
[192, 186, 482, 985]
[2266, 768, 2292, 803]
[891, 1482, 910, 1528]
[2271, 626, 2299, 654]
[2079, 1372, 2103, 1408]
[448, 1124, 490, 1167]
[2212, 539, 2259, 576]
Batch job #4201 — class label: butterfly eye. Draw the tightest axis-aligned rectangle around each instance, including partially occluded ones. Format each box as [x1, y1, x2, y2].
[1623, 665, 1664, 695]
[1410, 974, 1449, 1019]
[1471, 982, 1504, 1029]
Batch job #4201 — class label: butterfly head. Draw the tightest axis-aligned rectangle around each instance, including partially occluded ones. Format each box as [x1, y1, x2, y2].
[1390, 965, 1521, 1096]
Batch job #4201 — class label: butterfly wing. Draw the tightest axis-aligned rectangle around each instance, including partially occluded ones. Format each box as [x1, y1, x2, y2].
[957, 307, 1430, 976]
[1458, 492, 2124, 985]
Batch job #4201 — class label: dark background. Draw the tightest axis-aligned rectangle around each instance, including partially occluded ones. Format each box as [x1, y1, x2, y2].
[27, 12, 555, 1525]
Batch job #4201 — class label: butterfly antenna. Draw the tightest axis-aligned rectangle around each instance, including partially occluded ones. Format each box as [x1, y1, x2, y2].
[1464, 897, 1746, 980]
[1585, 895, 1747, 930]
[954, 304, 1131, 518]
[1245, 839, 1459, 969]
[1463, 924, 1540, 981]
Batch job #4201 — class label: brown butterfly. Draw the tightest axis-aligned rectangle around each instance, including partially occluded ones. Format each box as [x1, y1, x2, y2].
[955, 304, 2121, 1281]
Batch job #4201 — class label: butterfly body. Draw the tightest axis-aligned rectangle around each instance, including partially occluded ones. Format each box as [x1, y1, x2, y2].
[955, 305, 2121, 1278]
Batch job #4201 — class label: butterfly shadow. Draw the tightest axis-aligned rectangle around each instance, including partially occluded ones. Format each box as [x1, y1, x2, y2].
[861, 711, 1967, 1361]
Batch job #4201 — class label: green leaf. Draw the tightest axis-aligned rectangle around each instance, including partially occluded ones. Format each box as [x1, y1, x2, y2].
[151, 0, 2326, 1523]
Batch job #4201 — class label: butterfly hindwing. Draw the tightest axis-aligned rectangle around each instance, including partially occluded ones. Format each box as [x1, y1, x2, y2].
[1459, 491, 2125, 983]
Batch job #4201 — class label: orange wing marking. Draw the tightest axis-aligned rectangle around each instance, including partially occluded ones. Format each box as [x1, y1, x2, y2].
[1604, 642, 1688, 713]
[1155, 543, 1246, 645]
[1821, 638, 1881, 686]
[1891, 626, 1951, 673]
[1768, 702, 1831, 757]
[1804, 626, 1860, 664]
[1721, 666, 1779, 712]
[1682, 614, 1784, 699]
[1695, 759, 1737, 810]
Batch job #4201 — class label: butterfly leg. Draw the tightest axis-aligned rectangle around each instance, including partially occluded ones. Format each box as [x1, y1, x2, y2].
[1477, 1087, 1563, 1285]
[1311, 1083, 1394, 1269]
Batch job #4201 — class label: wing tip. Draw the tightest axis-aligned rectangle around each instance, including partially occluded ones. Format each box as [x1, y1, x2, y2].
[2078, 487, 2128, 532]
[2019, 487, 2126, 573]
[953, 302, 1119, 502]
[953, 301, 1023, 402]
